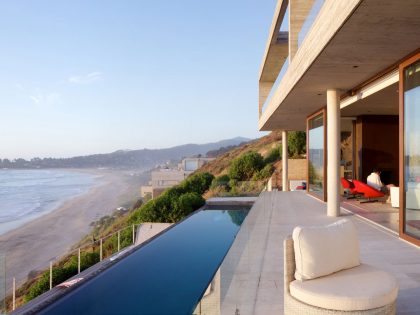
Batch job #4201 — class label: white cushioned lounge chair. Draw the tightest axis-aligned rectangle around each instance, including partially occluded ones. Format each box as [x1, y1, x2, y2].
[284, 219, 398, 315]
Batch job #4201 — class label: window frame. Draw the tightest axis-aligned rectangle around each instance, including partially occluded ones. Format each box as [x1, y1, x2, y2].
[306, 108, 327, 202]
[399, 51, 420, 246]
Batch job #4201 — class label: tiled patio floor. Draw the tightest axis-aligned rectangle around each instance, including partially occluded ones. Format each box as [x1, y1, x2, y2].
[341, 196, 399, 233]
[221, 191, 420, 315]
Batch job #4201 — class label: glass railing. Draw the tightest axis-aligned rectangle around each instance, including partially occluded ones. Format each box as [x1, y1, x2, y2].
[0, 254, 5, 314]
[261, 57, 290, 115]
[3, 224, 139, 313]
[216, 192, 268, 314]
[260, 5, 289, 117]
[297, 0, 325, 47]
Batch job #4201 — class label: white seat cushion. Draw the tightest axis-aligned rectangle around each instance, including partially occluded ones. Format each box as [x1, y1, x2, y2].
[290, 264, 398, 311]
[292, 219, 360, 281]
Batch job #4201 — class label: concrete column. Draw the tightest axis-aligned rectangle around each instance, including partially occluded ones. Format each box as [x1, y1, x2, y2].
[282, 130, 288, 192]
[327, 89, 341, 216]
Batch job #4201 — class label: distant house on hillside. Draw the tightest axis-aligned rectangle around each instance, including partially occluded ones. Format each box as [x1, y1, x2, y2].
[140, 157, 214, 199]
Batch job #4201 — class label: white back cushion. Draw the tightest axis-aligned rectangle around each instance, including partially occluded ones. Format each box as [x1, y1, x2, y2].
[292, 219, 360, 281]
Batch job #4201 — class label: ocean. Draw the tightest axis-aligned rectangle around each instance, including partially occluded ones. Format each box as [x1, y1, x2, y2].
[0, 169, 97, 235]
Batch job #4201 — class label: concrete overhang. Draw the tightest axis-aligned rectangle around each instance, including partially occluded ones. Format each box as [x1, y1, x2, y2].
[259, 0, 289, 83]
[259, 0, 420, 131]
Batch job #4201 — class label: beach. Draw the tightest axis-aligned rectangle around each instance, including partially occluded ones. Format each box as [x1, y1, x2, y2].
[0, 169, 147, 288]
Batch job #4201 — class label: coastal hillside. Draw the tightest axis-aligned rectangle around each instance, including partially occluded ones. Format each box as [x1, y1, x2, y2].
[0, 137, 249, 170]
[198, 131, 283, 176]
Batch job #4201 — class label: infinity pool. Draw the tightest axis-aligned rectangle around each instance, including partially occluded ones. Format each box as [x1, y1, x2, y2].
[37, 207, 249, 314]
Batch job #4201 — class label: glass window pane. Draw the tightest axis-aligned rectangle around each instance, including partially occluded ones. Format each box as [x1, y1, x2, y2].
[308, 113, 324, 199]
[341, 119, 354, 180]
[404, 59, 420, 239]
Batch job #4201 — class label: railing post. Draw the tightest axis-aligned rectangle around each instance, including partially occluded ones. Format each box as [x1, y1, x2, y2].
[100, 238, 103, 261]
[49, 261, 53, 290]
[132, 224, 135, 244]
[117, 231, 121, 252]
[12, 277, 16, 311]
[78, 248, 81, 274]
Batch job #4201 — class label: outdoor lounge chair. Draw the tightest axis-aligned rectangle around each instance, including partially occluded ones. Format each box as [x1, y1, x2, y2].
[340, 178, 361, 199]
[352, 179, 385, 203]
[284, 219, 398, 315]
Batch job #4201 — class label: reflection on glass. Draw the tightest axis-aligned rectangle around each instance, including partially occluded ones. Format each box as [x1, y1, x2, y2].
[341, 119, 354, 180]
[404, 60, 420, 240]
[308, 113, 324, 199]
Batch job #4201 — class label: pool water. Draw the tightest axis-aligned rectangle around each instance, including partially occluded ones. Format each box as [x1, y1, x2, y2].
[38, 208, 249, 315]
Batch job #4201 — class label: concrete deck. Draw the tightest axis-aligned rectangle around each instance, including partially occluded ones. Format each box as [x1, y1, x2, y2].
[341, 197, 399, 234]
[220, 191, 420, 315]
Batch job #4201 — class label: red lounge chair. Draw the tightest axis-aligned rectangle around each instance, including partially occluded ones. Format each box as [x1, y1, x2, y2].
[352, 180, 385, 203]
[340, 178, 361, 199]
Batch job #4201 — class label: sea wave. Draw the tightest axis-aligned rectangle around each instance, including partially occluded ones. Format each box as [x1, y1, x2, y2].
[0, 169, 97, 235]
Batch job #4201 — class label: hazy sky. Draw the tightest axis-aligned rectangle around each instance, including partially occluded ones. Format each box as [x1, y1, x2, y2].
[0, 1, 275, 159]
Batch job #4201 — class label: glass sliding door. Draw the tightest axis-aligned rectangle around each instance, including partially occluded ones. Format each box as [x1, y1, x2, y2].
[400, 53, 420, 245]
[307, 110, 326, 200]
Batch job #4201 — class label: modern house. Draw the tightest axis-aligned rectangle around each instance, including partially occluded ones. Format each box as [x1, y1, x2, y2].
[140, 157, 214, 198]
[259, 0, 420, 246]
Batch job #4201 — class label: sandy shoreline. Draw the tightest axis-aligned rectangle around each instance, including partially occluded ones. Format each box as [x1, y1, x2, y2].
[0, 169, 147, 288]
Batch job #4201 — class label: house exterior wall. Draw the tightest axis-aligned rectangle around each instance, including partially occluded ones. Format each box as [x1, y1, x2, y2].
[151, 170, 188, 188]
[270, 159, 307, 190]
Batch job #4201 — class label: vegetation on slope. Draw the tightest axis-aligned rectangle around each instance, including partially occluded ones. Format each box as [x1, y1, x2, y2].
[198, 130, 305, 177]
[201, 131, 306, 198]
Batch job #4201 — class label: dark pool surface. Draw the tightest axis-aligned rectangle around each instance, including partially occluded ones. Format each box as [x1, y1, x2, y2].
[38, 208, 249, 315]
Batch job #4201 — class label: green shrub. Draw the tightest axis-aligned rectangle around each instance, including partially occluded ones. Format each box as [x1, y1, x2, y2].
[180, 172, 214, 195]
[132, 195, 172, 223]
[252, 164, 274, 181]
[229, 152, 264, 181]
[25, 272, 50, 302]
[170, 192, 205, 222]
[264, 147, 282, 164]
[66, 252, 100, 272]
[288, 131, 306, 157]
[210, 175, 230, 189]
[129, 172, 213, 224]
[25, 265, 78, 302]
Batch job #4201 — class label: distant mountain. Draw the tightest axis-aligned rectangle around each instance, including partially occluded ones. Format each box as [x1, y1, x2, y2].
[0, 137, 251, 170]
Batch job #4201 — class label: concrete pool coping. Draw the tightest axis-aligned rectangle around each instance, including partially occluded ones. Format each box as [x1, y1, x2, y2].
[206, 197, 258, 206]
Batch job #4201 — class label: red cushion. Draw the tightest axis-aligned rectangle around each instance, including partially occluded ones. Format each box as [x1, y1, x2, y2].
[341, 178, 360, 195]
[341, 178, 353, 189]
[352, 180, 385, 198]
